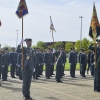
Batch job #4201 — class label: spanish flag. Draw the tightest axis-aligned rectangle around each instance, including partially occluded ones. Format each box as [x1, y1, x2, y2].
[0, 20, 2, 26]
[16, 0, 28, 18]
[50, 16, 56, 32]
[89, 2, 100, 41]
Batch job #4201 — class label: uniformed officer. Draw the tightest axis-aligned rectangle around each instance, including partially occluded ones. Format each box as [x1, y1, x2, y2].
[69, 48, 77, 78]
[2, 48, 10, 81]
[62, 48, 66, 76]
[17, 53, 22, 80]
[44, 48, 52, 79]
[55, 46, 64, 82]
[50, 49, 55, 76]
[80, 49, 87, 77]
[87, 51, 91, 74]
[16, 38, 36, 99]
[40, 50, 44, 75]
[9, 47, 18, 78]
[34, 48, 41, 79]
[88, 39, 100, 92]
[90, 52, 94, 76]
[0, 50, 3, 86]
[79, 49, 82, 75]
[38, 48, 42, 77]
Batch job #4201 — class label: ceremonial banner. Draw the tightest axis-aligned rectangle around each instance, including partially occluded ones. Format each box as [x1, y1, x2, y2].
[16, 0, 28, 18]
[15, 0, 29, 69]
[0, 20, 2, 26]
[89, 3, 100, 41]
[50, 16, 56, 32]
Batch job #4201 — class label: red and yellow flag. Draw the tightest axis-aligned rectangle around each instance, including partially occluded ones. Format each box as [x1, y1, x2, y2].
[89, 2, 100, 40]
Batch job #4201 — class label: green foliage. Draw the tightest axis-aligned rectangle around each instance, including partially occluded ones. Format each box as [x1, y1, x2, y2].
[82, 38, 89, 51]
[32, 45, 36, 49]
[2, 45, 12, 52]
[36, 41, 47, 50]
[75, 40, 81, 52]
[53, 42, 64, 49]
[65, 42, 74, 51]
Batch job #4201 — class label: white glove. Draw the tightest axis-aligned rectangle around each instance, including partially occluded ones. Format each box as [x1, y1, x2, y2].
[19, 38, 24, 45]
[2, 65, 4, 67]
[63, 64, 64, 66]
[33, 68, 35, 72]
[53, 48, 56, 53]
[10, 64, 12, 66]
[70, 63, 71, 65]
[81, 64, 82, 66]
[18, 65, 20, 67]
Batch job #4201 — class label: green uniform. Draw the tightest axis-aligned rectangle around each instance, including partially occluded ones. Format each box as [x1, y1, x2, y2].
[16, 45, 36, 98]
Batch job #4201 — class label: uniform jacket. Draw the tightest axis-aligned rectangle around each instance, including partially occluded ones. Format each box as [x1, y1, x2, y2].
[69, 51, 77, 65]
[9, 52, 18, 65]
[80, 53, 87, 65]
[16, 45, 36, 70]
[17, 53, 22, 66]
[55, 51, 64, 66]
[44, 52, 52, 65]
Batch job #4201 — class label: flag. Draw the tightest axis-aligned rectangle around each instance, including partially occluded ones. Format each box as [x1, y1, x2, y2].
[0, 20, 2, 26]
[16, 0, 28, 18]
[50, 16, 56, 32]
[89, 2, 100, 41]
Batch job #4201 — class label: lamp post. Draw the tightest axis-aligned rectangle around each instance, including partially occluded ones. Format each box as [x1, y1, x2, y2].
[79, 16, 83, 49]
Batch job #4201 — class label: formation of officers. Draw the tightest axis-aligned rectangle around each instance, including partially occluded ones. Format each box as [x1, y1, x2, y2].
[0, 45, 95, 83]
[0, 39, 99, 90]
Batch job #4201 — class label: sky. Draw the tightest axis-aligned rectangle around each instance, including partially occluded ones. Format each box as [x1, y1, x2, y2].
[0, 0, 100, 47]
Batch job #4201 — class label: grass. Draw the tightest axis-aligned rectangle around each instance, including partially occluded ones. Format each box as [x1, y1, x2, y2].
[43, 62, 80, 71]
[8, 62, 80, 72]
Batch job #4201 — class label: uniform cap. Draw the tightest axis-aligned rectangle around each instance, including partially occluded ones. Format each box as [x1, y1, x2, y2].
[4, 47, 8, 51]
[25, 38, 32, 42]
[96, 39, 100, 42]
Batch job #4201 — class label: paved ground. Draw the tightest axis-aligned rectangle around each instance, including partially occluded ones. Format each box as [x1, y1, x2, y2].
[0, 71, 100, 100]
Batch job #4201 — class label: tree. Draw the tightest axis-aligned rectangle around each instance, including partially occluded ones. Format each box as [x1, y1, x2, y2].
[53, 42, 64, 49]
[2, 45, 12, 52]
[32, 45, 36, 49]
[75, 40, 81, 52]
[65, 42, 74, 51]
[36, 41, 47, 50]
[82, 38, 89, 51]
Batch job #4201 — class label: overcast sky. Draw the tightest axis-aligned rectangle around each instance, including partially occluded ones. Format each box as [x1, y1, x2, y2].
[0, 0, 100, 47]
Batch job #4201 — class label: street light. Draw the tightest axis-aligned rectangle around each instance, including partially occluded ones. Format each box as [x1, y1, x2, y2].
[16, 30, 18, 48]
[79, 16, 83, 49]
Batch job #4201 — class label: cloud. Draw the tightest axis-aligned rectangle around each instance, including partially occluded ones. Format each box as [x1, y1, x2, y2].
[65, 1, 76, 7]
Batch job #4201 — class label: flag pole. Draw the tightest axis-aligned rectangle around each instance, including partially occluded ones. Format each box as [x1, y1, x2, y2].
[94, 40, 97, 67]
[52, 30, 54, 46]
[22, 17, 24, 70]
